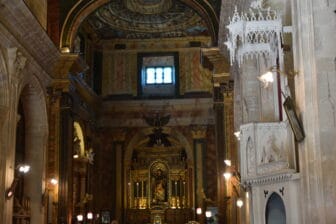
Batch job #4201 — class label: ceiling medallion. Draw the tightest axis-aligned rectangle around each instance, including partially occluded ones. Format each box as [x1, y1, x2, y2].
[124, 0, 173, 15]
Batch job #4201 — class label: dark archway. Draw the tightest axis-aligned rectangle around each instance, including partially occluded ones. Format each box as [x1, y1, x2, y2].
[265, 192, 286, 224]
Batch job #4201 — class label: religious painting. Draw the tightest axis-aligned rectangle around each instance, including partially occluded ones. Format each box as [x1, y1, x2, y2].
[150, 162, 168, 205]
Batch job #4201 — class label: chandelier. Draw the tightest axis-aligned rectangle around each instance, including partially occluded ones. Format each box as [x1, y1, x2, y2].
[224, 2, 290, 66]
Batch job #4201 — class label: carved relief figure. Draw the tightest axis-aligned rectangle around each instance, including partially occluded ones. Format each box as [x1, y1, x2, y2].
[260, 135, 283, 164]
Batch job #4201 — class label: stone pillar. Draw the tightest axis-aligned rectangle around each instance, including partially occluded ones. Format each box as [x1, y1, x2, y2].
[0, 105, 9, 223]
[191, 125, 207, 224]
[213, 86, 228, 224]
[58, 93, 73, 224]
[112, 130, 126, 223]
[46, 87, 63, 224]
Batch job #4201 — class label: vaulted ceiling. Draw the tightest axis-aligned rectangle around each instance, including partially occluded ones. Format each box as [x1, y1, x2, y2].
[59, 0, 220, 48]
[84, 0, 209, 39]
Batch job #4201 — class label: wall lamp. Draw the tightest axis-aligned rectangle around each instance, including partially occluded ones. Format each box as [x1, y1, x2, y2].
[6, 164, 31, 199]
[258, 66, 299, 88]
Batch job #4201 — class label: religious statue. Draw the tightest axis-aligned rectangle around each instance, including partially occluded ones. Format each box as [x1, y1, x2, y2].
[151, 167, 167, 204]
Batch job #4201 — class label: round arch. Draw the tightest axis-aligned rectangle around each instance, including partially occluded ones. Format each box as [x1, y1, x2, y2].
[265, 192, 286, 224]
[18, 74, 49, 224]
[60, 0, 219, 49]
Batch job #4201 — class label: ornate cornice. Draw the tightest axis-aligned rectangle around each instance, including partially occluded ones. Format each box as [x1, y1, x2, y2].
[243, 170, 300, 186]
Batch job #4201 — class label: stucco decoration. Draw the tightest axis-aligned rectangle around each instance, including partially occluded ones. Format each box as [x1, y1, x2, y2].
[86, 0, 208, 39]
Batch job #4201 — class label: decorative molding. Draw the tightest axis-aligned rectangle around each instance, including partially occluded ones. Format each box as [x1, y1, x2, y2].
[243, 171, 300, 186]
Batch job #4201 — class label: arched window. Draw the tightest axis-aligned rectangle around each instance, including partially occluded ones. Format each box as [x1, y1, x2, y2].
[265, 192, 286, 224]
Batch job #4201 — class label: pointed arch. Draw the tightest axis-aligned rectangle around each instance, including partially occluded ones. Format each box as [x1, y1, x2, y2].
[265, 192, 286, 224]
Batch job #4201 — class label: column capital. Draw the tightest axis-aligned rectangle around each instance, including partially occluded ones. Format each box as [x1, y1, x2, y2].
[191, 125, 207, 139]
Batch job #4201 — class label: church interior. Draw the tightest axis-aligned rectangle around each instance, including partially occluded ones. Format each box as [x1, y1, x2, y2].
[0, 0, 335, 224]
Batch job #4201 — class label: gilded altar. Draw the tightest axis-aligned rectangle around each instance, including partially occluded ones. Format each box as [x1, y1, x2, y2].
[126, 145, 193, 224]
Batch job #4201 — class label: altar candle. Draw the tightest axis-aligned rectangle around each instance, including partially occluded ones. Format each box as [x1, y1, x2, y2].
[175, 181, 177, 196]
[136, 182, 139, 198]
[141, 181, 143, 198]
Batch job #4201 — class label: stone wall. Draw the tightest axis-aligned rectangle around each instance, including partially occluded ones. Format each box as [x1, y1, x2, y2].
[24, 0, 47, 29]
[291, 0, 336, 223]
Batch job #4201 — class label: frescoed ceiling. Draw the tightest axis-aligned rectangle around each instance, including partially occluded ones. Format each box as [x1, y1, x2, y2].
[83, 0, 209, 39]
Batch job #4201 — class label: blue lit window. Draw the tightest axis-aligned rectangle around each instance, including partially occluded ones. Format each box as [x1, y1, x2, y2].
[145, 66, 173, 84]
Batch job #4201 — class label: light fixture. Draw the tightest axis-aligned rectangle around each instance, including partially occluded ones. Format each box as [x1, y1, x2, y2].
[77, 214, 84, 222]
[196, 207, 202, 215]
[234, 131, 241, 140]
[50, 178, 58, 186]
[236, 198, 244, 208]
[6, 164, 31, 199]
[205, 211, 212, 218]
[258, 66, 299, 88]
[223, 172, 232, 180]
[18, 164, 30, 173]
[258, 71, 274, 88]
[224, 159, 232, 167]
[73, 154, 79, 159]
[87, 212, 93, 220]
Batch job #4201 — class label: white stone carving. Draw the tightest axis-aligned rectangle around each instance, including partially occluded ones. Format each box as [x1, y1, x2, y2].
[224, 4, 288, 67]
[240, 121, 295, 181]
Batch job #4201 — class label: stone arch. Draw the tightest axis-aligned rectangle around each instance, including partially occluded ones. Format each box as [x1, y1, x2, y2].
[265, 192, 286, 224]
[17, 74, 48, 224]
[60, 0, 218, 49]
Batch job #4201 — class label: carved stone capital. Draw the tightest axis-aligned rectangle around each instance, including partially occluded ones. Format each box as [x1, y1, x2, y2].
[191, 125, 207, 139]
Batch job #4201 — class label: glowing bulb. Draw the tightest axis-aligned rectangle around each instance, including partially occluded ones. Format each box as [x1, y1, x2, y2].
[234, 131, 241, 140]
[258, 71, 274, 88]
[196, 207, 202, 215]
[223, 172, 232, 180]
[50, 178, 58, 185]
[236, 198, 244, 207]
[87, 212, 93, 220]
[73, 154, 79, 159]
[77, 214, 83, 222]
[18, 165, 30, 173]
[224, 159, 232, 166]
[205, 211, 212, 218]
